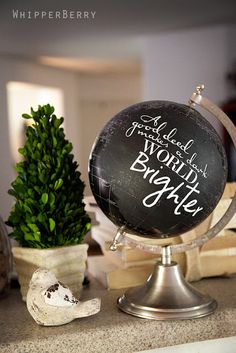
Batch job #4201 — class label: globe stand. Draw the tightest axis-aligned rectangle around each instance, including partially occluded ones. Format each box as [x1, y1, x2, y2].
[111, 85, 236, 320]
[117, 247, 217, 320]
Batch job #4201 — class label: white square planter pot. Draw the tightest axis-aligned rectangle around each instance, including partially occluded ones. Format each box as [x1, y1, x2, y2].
[12, 243, 88, 301]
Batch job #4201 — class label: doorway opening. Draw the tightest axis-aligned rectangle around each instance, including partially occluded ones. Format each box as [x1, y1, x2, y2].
[7, 81, 64, 163]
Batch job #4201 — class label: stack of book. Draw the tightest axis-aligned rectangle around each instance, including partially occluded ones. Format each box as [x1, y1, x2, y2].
[200, 185, 236, 279]
[86, 197, 150, 289]
[85, 183, 236, 290]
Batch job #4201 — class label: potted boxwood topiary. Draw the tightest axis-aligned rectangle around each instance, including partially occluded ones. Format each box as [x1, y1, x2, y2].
[7, 104, 91, 301]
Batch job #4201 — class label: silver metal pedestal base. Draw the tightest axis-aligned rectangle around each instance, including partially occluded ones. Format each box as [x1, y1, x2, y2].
[117, 261, 217, 320]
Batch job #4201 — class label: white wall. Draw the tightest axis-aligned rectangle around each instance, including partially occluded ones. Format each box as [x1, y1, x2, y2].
[142, 24, 236, 131]
[0, 57, 142, 220]
[3, 24, 233, 220]
[77, 73, 142, 194]
[0, 57, 79, 221]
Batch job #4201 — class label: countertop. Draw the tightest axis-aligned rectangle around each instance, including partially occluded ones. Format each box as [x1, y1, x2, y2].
[1, 276, 236, 353]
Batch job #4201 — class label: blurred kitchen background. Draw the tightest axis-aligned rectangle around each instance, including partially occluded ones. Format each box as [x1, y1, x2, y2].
[0, 0, 236, 223]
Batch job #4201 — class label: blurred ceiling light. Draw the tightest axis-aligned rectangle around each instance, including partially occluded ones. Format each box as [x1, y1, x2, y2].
[38, 56, 141, 75]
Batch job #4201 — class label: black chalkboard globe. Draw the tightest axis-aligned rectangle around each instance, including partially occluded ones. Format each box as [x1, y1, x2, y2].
[89, 101, 227, 238]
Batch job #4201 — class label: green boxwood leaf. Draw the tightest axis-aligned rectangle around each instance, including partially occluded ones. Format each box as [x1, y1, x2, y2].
[24, 233, 35, 241]
[28, 223, 39, 233]
[33, 232, 41, 242]
[20, 224, 29, 233]
[41, 116, 47, 129]
[52, 136, 57, 148]
[22, 113, 32, 119]
[49, 192, 55, 207]
[24, 204, 32, 214]
[34, 186, 41, 193]
[50, 173, 56, 181]
[54, 178, 63, 190]
[8, 189, 17, 197]
[18, 147, 25, 155]
[49, 218, 55, 232]
[54, 117, 63, 129]
[41, 193, 48, 205]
